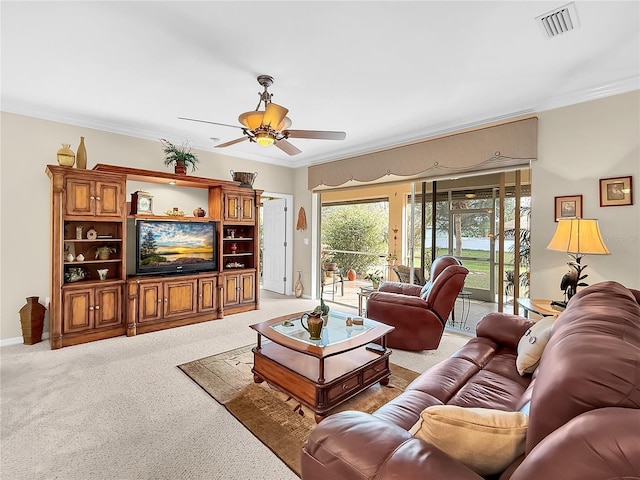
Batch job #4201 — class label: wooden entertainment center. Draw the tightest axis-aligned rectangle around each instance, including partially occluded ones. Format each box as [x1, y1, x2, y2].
[45, 164, 262, 349]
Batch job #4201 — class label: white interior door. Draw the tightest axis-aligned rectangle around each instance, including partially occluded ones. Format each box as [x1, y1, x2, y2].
[262, 198, 287, 294]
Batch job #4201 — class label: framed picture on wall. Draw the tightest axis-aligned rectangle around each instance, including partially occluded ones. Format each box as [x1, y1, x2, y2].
[599, 176, 633, 207]
[555, 195, 583, 221]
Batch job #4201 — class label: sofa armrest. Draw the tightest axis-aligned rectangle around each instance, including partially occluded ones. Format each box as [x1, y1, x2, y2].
[379, 281, 423, 297]
[301, 411, 483, 480]
[508, 408, 640, 480]
[476, 313, 533, 350]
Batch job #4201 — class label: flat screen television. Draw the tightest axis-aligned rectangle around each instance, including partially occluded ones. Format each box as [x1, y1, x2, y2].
[135, 219, 217, 276]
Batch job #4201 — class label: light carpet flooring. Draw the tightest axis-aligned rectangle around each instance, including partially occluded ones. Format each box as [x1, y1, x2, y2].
[1, 290, 472, 480]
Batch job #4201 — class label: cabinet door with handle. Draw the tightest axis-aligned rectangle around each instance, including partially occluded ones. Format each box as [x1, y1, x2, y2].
[62, 287, 95, 333]
[224, 194, 241, 222]
[223, 274, 240, 307]
[240, 195, 254, 222]
[95, 181, 123, 217]
[94, 284, 122, 328]
[138, 281, 163, 323]
[198, 276, 217, 313]
[240, 272, 256, 303]
[65, 178, 94, 216]
[164, 278, 197, 318]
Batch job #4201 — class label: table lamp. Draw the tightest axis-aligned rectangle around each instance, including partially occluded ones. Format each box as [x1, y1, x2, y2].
[546, 218, 609, 306]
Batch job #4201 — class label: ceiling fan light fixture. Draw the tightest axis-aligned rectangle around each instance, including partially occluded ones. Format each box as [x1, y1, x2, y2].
[277, 116, 292, 130]
[256, 131, 275, 147]
[180, 75, 345, 156]
[238, 111, 264, 130]
[262, 102, 289, 128]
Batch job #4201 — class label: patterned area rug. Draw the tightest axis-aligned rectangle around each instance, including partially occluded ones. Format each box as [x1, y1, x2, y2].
[178, 344, 421, 477]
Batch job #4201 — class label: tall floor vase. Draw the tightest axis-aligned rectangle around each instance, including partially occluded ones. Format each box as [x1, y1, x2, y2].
[19, 296, 46, 345]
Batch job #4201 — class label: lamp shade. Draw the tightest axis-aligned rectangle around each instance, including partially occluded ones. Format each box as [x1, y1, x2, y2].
[262, 103, 289, 128]
[546, 218, 610, 255]
[238, 105, 292, 132]
[238, 111, 264, 130]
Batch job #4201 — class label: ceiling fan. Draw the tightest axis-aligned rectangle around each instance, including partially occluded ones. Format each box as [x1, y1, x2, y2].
[179, 75, 346, 156]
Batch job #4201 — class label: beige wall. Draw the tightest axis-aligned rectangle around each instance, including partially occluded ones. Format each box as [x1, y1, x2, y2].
[2, 90, 638, 342]
[531, 90, 639, 299]
[0, 112, 295, 342]
[292, 167, 314, 297]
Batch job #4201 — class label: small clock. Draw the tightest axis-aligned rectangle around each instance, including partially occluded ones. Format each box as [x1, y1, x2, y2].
[130, 191, 153, 215]
[86, 228, 98, 240]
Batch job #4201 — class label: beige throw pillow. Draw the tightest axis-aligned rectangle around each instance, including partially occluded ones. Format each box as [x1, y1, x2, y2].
[410, 405, 528, 476]
[516, 317, 555, 375]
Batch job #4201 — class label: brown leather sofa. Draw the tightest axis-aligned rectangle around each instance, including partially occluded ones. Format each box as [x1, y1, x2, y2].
[365, 256, 469, 350]
[301, 281, 640, 479]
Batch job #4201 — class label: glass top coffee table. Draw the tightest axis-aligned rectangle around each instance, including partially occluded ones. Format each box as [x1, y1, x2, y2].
[250, 310, 394, 422]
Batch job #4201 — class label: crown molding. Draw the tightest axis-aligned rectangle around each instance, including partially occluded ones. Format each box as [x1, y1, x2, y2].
[3, 75, 638, 170]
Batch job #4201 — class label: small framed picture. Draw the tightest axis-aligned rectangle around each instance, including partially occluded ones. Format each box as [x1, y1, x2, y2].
[554, 195, 582, 222]
[599, 176, 633, 207]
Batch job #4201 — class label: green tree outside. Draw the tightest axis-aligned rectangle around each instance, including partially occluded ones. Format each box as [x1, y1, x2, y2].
[322, 203, 388, 275]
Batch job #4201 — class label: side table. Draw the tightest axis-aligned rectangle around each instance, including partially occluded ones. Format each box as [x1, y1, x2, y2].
[357, 286, 375, 315]
[517, 298, 564, 319]
[449, 290, 471, 330]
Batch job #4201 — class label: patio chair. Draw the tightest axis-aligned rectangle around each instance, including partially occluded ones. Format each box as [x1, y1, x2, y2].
[392, 264, 427, 285]
[321, 265, 344, 301]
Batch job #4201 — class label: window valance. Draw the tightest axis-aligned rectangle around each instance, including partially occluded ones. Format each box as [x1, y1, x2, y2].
[308, 117, 537, 190]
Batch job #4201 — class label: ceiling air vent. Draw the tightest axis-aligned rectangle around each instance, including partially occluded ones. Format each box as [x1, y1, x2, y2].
[536, 2, 580, 38]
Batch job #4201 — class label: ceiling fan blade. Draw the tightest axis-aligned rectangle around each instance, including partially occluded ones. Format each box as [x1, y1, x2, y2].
[215, 136, 249, 148]
[284, 129, 346, 140]
[262, 103, 289, 128]
[178, 117, 242, 129]
[275, 139, 302, 156]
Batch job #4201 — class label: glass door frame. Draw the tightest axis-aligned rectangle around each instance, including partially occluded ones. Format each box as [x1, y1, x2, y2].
[449, 201, 496, 303]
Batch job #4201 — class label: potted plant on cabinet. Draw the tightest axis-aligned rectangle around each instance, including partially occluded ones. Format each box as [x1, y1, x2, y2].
[160, 138, 199, 174]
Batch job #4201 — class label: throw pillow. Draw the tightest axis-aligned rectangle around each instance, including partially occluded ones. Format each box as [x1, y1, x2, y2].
[516, 317, 556, 375]
[409, 405, 528, 476]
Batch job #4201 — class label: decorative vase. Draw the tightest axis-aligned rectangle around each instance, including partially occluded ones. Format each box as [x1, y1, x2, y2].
[19, 296, 46, 345]
[56, 144, 75, 167]
[294, 271, 304, 298]
[301, 311, 324, 340]
[174, 161, 187, 175]
[347, 269, 357, 281]
[76, 136, 87, 169]
[230, 243, 238, 253]
[193, 207, 206, 217]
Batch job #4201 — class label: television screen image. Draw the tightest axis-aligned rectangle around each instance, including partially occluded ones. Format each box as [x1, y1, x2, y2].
[136, 220, 217, 275]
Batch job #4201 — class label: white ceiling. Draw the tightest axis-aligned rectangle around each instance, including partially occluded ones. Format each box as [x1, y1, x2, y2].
[2, 1, 639, 168]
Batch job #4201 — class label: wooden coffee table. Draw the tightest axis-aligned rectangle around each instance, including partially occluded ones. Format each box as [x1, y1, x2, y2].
[250, 310, 394, 423]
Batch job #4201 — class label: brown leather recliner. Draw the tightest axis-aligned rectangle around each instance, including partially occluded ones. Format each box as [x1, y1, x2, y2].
[366, 256, 469, 351]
